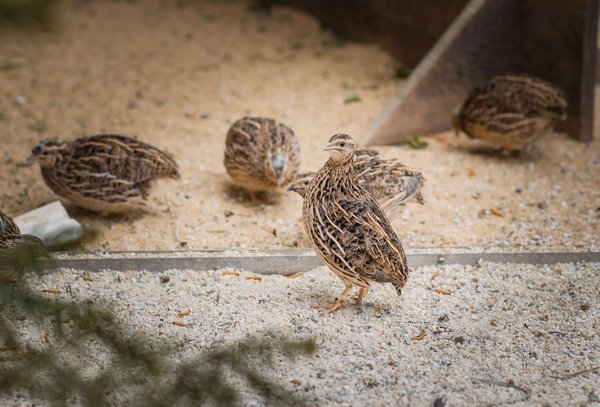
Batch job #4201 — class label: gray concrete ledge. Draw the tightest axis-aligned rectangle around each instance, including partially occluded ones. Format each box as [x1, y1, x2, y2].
[43, 250, 600, 275]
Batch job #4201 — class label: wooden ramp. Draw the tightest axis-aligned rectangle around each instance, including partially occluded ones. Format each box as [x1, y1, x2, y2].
[278, 0, 600, 143]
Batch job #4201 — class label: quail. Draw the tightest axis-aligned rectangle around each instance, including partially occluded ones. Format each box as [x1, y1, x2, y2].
[224, 117, 300, 201]
[28, 134, 180, 213]
[0, 209, 47, 283]
[452, 74, 567, 153]
[302, 134, 409, 312]
[288, 148, 424, 218]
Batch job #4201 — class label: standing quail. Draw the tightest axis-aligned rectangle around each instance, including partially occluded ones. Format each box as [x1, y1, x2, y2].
[288, 148, 424, 218]
[452, 74, 567, 153]
[224, 117, 300, 201]
[302, 134, 409, 312]
[28, 134, 180, 213]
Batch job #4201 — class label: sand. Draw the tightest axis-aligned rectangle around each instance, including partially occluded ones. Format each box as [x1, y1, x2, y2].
[1, 2, 599, 405]
[0, 0, 598, 254]
[2, 261, 599, 405]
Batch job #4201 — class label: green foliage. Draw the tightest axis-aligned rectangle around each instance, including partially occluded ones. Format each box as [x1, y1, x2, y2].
[343, 94, 361, 104]
[400, 136, 429, 150]
[0, 249, 315, 406]
[394, 66, 412, 79]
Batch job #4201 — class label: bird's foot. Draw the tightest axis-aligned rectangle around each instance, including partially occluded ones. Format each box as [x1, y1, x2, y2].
[313, 285, 353, 314]
[311, 299, 346, 314]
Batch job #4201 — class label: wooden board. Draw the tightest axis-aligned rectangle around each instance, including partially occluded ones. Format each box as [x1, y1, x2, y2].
[364, 0, 519, 145]
[276, 0, 599, 143]
[272, 0, 468, 67]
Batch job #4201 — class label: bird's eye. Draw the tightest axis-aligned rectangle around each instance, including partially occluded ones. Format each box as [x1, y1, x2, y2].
[339, 142, 345, 147]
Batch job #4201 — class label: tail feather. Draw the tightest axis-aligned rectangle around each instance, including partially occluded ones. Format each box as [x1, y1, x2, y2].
[379, 173, 424, 218]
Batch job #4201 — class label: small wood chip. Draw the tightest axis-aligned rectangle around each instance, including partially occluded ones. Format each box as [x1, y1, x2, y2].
[244, 275, 262, 281]
[490, 207, 504, 217]
[42, 289, 62, 294]
[44, 332, 49, 344]
[177, 310, 191, 318]
[222, 271, 240, 277]
[171, 321, 188, 327]
[262, 226, 277, 236]
[290, 379, 302, 386]
[83, 277, 94, 282]
[286, 272, 305, 279]
[430, 272, 441, 281]
[435, 289, 452, 295]
[412, 332, 427, 341]
[548, 366, 600, 380]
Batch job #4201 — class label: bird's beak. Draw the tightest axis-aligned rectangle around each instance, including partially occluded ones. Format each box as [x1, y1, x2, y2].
[322, 143, 334, 152]
[287, 184, 297, 192]
[17, 155, 37, 167]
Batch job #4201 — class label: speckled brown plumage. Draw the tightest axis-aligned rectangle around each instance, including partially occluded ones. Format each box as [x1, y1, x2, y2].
[288, 148, 424, 218]
[30, 134, 180, 213]
[224, 117, 300, 196]
[302, 134, 409, 313]
[452, 74, 567, 152]
[0, 209, 20, 235]
[0, 209, 47, 284]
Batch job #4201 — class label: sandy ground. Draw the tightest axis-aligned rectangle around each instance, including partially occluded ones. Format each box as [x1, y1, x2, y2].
[2, 261, 599, 406]
[1, 2, 599, 406]
[0, 0, 598, 253]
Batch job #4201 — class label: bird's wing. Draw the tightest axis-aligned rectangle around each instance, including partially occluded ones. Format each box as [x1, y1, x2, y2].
[72, 134, 180, 183]
[49, 161, 146, 204]
[306, 194, 365, 287]
[333, 195, 409, 292]
[377, 173, 424, 217]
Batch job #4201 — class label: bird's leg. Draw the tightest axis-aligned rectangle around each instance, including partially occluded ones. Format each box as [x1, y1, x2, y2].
[313, 285, 354, 313]
[353, 287, 369, 305]
[247, 191, 258, 205]
[328, 285, 354, 313]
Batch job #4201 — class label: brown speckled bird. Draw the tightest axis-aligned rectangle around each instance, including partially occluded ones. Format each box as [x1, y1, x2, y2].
[0, 209, 47, 284]
[28, 134, 180, 213]
[302, 134, 409, 313]
[224, 117, 300, 200]
[288, 148, 424, 218]
[452, 74, 567, 153]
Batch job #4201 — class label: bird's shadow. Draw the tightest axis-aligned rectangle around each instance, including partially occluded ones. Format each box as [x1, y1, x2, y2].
[454, 143, 541, 163]
[66, 205, 147, 224]
[222, 183, 280, 207]
[302, 284, 394, 316]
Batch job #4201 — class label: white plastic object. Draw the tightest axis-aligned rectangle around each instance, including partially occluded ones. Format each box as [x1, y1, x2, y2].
[14, 201, 83, 247]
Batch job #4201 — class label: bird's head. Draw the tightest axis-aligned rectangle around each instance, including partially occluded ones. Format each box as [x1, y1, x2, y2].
[268, 152, 296, 188]
[323, 133, 356, 164]
[286, 172, 315, 197]
[24, 139, 68, 167]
